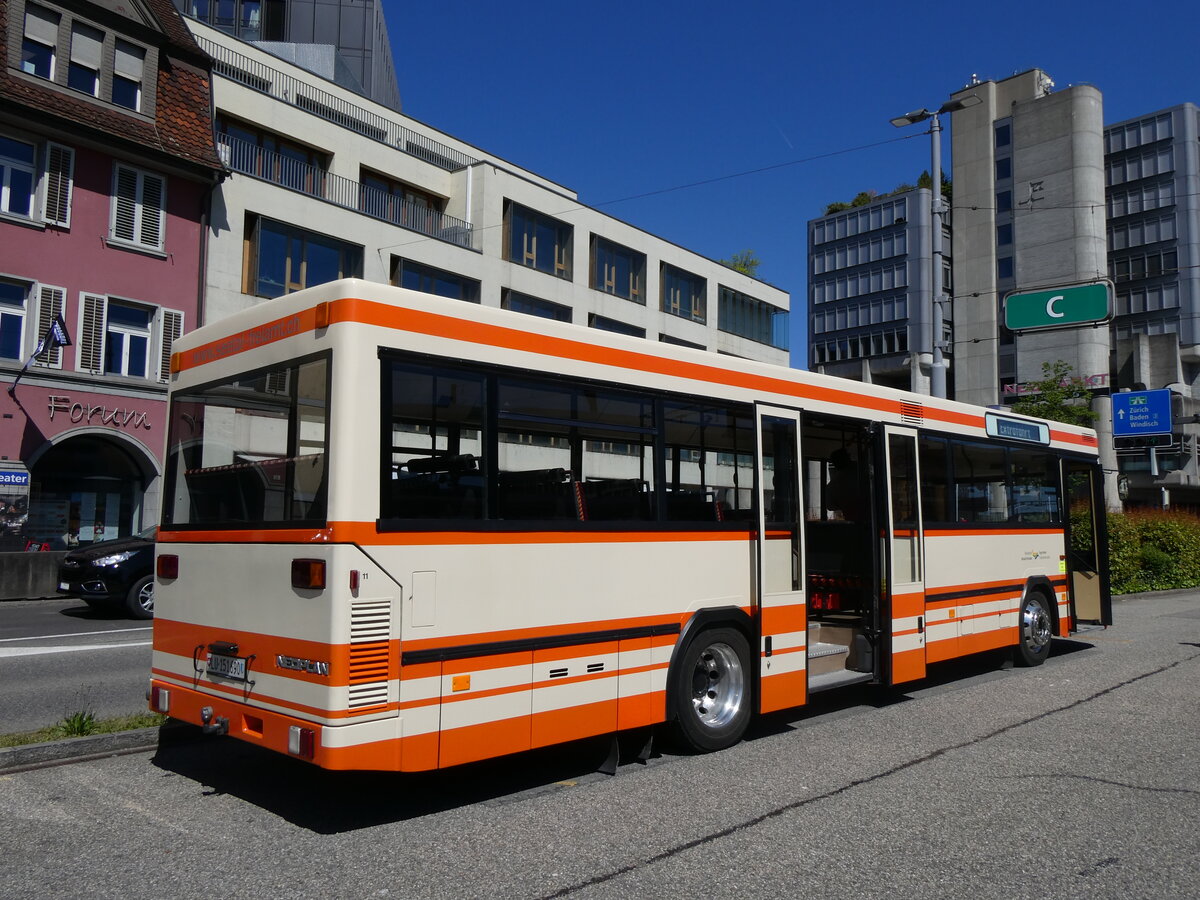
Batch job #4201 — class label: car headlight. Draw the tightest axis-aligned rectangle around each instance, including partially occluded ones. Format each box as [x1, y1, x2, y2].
[93, 551, 136, 566]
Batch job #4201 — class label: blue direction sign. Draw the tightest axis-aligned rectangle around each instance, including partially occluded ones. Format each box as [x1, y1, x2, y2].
[1112, 390, 1172, 437]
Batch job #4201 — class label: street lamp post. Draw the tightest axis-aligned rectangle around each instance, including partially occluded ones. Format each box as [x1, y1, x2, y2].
[890, 95, 980, 400]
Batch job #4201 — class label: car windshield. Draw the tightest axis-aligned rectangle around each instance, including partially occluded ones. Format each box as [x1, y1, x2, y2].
[162, 355, 330, 529]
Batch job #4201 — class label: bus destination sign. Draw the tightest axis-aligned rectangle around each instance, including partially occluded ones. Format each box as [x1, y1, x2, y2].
[985, 413, 1050, 445]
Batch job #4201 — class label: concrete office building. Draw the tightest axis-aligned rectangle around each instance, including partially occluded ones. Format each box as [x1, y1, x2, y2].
[949, 69, 1109, 407]
[806, 188, 944, 393]
[172, 0, 401, 110]
[189, 21, 790, 363]
[1105, 103, 1200, 507]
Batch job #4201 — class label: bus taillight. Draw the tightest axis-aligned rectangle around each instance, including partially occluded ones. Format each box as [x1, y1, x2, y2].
[288, 726, 316, 759]
[291, 559, 326, 590]
[157, 555, 179, 579]
[150, 686, 170, 714]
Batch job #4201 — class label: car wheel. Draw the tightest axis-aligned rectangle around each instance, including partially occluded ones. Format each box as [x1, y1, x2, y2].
[126, 574, 154, 620]
[670, 626, 752, 753]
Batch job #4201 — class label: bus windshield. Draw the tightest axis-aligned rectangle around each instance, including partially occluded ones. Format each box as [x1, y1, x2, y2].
[163, 354, 329, 529]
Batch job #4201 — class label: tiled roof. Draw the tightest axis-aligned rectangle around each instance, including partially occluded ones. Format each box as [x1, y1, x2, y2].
[0, 0, 224, 175]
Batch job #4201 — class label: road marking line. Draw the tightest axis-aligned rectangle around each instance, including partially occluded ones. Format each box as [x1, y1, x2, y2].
[0, 627, 153, 643]
[0, 641, 152, 658]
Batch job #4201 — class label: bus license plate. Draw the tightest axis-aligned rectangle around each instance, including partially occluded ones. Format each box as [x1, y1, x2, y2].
[207, 653, 247, 680]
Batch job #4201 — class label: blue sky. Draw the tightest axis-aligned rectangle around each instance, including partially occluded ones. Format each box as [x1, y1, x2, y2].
[386, 0, 1199, 367]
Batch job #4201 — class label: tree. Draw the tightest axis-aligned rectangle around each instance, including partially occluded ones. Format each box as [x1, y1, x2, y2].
[719, 249, 761, 278]
[1010, 360, 1098, 427]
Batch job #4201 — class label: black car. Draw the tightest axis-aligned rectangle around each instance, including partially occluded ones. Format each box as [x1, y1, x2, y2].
[57, 526, 156, 619]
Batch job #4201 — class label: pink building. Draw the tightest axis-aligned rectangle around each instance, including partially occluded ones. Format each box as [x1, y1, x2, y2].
[0, 0, 222, 564]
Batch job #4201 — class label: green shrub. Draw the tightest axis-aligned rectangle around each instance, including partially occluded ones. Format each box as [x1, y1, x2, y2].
[1107, 509, 1200, 594]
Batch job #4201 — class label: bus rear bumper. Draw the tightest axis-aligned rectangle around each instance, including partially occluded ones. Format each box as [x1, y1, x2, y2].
[147, 679, 415, 772]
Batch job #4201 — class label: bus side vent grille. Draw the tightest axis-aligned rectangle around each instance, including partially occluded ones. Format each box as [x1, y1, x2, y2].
[587, 662, 605, 673]
[349, 599, 391, 709]
[900, 401, 924, 425]
[549, 667, 568, 679]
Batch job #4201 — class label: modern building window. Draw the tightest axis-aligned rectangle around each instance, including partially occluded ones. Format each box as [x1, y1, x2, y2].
[504, 201, 572, 279]
[591, 237, 645, 303]
[501, 289, 571, 322]
[661, 264, 706, 322]
[217, 117, 327, 197]
[718, 287, 789, 349]
[246, 215, 363, 298]
[112, 40, 145, 111]
[0, 279, 29, 360]
[994, 123, 1011, 148]
[997, 257, 1014, 280]
[996, 191, 1012, 213]
[996, 223, 1013, 246]
[68, 22, 102, 96]
[660, 333, 705, 350]
[995, 157, 1012, 181]
[22, 4, 59, 80]
[392, 257, 480, 303]
[589, 314, 645, 338]
[110, 164, 166, 252]
[0, 136, 38, 219]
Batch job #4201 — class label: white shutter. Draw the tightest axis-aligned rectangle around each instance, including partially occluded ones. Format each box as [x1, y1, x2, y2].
[157, 308, 183, 383]
[77, 293, 107, 373]
[42, 143, 74, 228]
[25, 5, 60, 44]
[33, 285, 66, 369]
[112, 166, 138, 243]
[69, 23, 102, 67]
[114, 40, 144, 80]
[139, 173, 165, 250]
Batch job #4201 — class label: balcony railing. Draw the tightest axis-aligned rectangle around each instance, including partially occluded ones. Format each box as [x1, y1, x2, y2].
[197, 35, 480, 173]
[219, 133, 477, 250]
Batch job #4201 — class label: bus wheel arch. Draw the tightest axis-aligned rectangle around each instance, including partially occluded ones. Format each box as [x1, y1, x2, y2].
[1015, 581, 1055, 667]
[667, 608, 754, 752]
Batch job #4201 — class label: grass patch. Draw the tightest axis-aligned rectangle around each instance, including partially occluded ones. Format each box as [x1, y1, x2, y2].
[0, 712, 168, 749]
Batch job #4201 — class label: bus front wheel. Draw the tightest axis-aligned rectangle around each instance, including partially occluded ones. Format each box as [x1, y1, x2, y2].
[671, 626, 752, 752]
[1015, 592, 1052, 667]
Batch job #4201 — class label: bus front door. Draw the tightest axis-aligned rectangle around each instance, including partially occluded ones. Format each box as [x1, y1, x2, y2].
[1064, 460, 1113, 626]
[756, 406, 806, 713]
[884, 427, 927, 684]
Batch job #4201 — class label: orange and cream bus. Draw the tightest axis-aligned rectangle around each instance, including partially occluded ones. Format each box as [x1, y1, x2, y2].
[148, 279, 1111, 771]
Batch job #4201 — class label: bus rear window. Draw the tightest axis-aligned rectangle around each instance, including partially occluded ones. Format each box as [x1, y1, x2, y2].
[163, 355, 329, 528]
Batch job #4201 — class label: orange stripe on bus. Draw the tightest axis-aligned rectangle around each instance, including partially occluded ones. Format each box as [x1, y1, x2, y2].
[891, 591, 925, 619]
[149, 666, 395, 719]
[759, 669, 806, 714]
[157, 523, 752, 546]
[761, 602, 806, 635]
[925, 528, 1065, 537]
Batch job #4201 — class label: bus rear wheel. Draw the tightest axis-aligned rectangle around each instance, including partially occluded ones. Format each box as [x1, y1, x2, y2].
[1015, 592, 1052, 667]
[671, 626, 751, 752]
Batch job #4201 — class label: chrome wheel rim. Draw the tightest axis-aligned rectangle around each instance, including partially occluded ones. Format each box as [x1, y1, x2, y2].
[138, 581, 154, 614]
[690, 641, 745, 729]
[1021, 597, 1051, 653]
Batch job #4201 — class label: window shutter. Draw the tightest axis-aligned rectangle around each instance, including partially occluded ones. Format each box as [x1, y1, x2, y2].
[112, 167, 138, 243]
[34, 285, 66, 369]
[140, 173, 165, 250]
[78, 293, 107, 373]
[42, 143, 74, 227]
[157, 308, 182, 383]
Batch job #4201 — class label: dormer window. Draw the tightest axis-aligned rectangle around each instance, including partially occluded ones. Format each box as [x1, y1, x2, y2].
[68, 23, 103, 96]
[22, 4, 59, 79]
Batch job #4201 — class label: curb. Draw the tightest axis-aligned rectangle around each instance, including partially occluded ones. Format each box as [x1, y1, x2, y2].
[0, 721, 200, 774]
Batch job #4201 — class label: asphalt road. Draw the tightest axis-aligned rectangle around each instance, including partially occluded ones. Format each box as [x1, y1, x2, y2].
[1, 591, 1198, 899]
[0, 598, 152, 733]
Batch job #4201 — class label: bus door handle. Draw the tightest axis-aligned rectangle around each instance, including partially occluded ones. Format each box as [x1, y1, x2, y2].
[917, 616, 924, 634]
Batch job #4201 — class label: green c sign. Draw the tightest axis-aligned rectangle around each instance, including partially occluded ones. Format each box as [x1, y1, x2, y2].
[1004, 283, 1110, 331]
